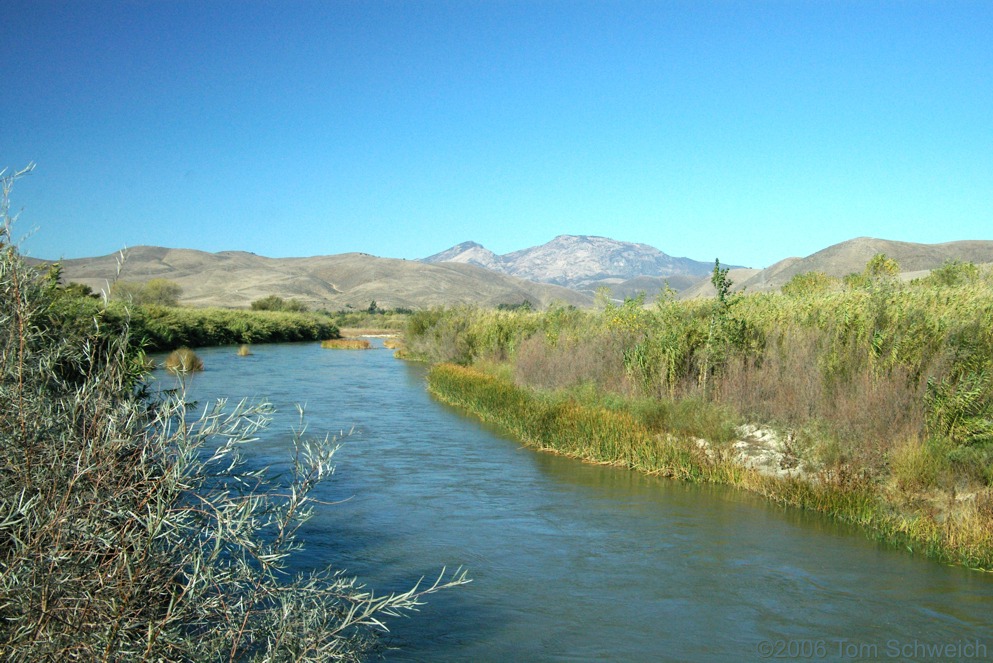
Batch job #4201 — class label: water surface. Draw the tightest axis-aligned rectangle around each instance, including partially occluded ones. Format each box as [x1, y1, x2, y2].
[161, 342, 993, 661]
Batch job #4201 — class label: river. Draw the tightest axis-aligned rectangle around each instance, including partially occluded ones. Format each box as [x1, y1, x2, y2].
[162, 341, 993, 661]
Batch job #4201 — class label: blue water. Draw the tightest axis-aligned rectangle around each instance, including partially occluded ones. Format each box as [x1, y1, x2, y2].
[158, 341, 993, 661]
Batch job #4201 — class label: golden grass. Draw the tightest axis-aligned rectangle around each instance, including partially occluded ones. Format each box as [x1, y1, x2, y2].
[321, 339, 371, 350]
[163, 347, 204, 373]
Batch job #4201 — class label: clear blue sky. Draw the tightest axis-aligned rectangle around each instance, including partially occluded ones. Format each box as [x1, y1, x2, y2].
[3, 1, 991, 268]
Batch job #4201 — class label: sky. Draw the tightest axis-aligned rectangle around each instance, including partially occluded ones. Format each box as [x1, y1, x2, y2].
[2, 1, 991, 269]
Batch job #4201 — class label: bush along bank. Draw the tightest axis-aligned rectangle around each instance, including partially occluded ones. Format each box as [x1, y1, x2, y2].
[49, 290, 341, 352]
[411, 261, 993, 572]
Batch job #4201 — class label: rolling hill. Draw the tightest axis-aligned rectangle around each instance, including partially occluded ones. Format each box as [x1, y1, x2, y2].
[679, 238, 993, 298]
[48, 246, 593, 310]
[43, 236, 993, 310]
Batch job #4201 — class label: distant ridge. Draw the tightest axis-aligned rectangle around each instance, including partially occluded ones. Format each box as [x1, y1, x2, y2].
[424, 234, 734, 295]
[42, 236, 993, 309]
[47, 246, 593, 310]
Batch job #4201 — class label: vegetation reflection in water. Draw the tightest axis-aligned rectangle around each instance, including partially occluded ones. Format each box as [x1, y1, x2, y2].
[175, 342, 993, 662]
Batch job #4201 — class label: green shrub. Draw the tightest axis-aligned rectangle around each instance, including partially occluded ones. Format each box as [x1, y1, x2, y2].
[927, 259, 981, 287]
[251, 294, 309, 312]
[781, 271, 837, 297]
[111, 278, 183, 306]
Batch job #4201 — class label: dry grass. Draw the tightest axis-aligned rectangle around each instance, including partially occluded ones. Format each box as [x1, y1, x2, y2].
[163, 347, 204, 372]
[321, 338, 372, 350]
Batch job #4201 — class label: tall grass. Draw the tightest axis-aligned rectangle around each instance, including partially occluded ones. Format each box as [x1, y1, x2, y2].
[428, 364, 711, 480]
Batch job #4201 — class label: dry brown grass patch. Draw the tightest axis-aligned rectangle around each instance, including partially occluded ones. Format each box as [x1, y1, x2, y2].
[321, 339, 371, 350]
[164, 347, 204, 372]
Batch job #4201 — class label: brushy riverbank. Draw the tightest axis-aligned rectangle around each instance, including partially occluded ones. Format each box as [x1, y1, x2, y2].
[51, 294, 341, 351]
[408, 259, 993, 572]
[427, 363, 993, 571]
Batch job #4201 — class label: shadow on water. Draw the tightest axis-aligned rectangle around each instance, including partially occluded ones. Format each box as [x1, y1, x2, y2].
[155, 341, 993, 662]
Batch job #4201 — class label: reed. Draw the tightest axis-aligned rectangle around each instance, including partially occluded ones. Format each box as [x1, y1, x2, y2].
[428, 364, 717, 481]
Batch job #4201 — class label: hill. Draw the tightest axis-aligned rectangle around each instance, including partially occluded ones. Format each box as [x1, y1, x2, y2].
[680, 238, 993, 298]
[48, 246, 593, 310]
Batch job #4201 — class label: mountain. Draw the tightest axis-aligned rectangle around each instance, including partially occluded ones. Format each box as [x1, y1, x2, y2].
[424, 235, 729, 295]
[680, 238, 993, 298]
[47, 246, 593, 310]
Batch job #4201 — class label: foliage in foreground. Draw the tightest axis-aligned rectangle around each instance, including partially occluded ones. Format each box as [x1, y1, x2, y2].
[0, 168, 467, 661]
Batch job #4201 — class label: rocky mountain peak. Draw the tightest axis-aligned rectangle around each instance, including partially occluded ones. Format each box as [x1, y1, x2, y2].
[424, 235, 727, 293]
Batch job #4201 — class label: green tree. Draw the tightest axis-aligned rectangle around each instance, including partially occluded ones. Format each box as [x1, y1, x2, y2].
[251, 294, 286, 311]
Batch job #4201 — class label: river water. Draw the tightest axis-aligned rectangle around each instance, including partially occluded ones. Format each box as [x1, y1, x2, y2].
[161, 341, 993, 661]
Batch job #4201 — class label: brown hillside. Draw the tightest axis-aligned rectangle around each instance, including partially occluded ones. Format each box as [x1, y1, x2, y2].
[50, 246, 593, 310]
[683, 238, 993, 297]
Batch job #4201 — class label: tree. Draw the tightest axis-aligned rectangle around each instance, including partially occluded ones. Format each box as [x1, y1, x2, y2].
[711, 258, 733, 307]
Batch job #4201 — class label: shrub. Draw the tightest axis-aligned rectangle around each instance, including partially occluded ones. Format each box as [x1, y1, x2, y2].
[251, 295, 309, 312]
[111, 278, 183, 306]
[1, 167, 468, 660]
[781, 271, 836, 297]
[864, 253, 901, 279]
[927, 259, 981, 287]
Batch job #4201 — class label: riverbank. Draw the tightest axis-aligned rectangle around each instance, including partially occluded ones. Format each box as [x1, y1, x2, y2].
[426, 363, 993, 571]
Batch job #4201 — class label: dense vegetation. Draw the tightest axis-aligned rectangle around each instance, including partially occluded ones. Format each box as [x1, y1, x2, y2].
[53, 289, 340, 351]
[405, 259, 993, 569]
[0, 168, 467, 660]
